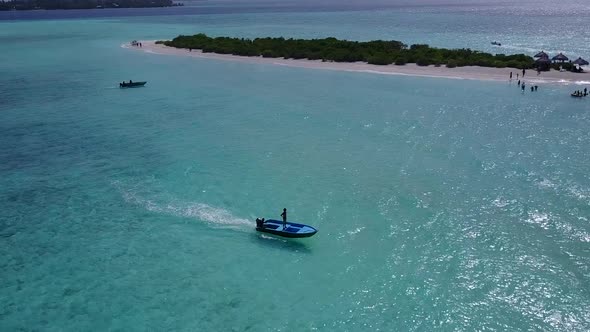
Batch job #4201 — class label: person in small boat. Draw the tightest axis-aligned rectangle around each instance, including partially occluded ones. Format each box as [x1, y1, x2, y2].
[256, 217, 265, 228]
[280, 208, 287, 229]
[129, 80, 133, 84]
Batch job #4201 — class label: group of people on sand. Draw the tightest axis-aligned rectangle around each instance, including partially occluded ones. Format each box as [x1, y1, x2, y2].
[131, 40, 142, 48]
[509, 68, 529, 80]
[572, 88, 588, 97]
[256, 208, 288, 229]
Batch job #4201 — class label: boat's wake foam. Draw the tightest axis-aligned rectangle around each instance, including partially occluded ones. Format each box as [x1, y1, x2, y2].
[112, 180, 252, 231]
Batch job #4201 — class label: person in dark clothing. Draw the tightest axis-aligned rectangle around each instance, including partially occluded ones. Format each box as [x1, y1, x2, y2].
[280, 208, 287, 229]
[256, 217, 265, 228]
[510, 72, 512, 79]
[584, 88, 588, 95]
[522, 68, 526, 77]
[531, 86, 534, 92]
[534, 85, 538, 91]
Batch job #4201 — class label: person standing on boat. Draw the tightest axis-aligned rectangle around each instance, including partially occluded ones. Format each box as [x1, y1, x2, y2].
[281, 208, 287, 229]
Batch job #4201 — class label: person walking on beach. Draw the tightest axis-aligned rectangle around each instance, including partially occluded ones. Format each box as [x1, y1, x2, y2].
[517, 80, 521, 86]
[510, 72, 513, 80]
[522, 68, 526, 77]
[517, 73, 519, 79]
[280, 208, 287, 229]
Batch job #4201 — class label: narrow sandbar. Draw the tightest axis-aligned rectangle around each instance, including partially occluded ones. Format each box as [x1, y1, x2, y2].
[125, 41, 589, 85]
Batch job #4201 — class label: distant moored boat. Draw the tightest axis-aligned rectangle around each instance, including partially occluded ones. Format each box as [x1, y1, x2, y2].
[119, 81, 147, 88]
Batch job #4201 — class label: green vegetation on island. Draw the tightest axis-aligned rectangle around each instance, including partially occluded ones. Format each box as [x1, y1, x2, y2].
[157, 33, 536, 69]
[0, 0, 183, 10]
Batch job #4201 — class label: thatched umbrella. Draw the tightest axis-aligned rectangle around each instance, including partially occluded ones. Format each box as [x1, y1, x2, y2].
[572, 57, 589, 65]
[535, 56, 551, 71]
[534, 51, 548, 58]
[552, 52, 568, 62]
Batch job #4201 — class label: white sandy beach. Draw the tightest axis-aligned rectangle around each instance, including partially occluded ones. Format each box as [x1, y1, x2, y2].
[126, 41, 589, 85]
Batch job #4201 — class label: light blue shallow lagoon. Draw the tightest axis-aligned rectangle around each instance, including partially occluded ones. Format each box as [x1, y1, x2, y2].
[1, 1, 589, 331]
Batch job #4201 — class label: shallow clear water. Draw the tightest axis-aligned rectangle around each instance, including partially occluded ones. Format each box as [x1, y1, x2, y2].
[1, 2, 589, 331]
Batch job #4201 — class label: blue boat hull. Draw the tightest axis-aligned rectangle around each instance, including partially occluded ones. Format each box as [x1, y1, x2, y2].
[256, 219, 317, 238]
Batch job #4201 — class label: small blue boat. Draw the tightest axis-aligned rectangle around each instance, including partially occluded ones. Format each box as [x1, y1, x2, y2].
[256, 219, 317, 238]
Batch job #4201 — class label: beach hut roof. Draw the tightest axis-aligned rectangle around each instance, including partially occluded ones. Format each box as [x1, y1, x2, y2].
[552, 53, 569, 61]
[534, 51, 548, 58]
[572, 57, 589, 65]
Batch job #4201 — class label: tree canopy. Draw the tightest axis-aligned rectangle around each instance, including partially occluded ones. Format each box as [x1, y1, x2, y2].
[158, 33, 535, 69]
[0, 0, 182, 10]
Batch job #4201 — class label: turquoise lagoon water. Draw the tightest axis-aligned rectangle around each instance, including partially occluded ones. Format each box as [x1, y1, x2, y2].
[1, 3, 590, 331]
